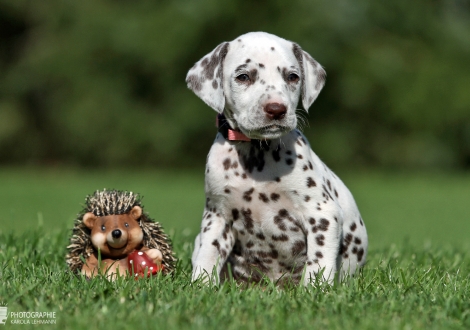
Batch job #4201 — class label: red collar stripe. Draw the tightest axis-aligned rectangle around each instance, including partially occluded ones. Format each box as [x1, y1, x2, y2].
[216, 114, 251, 142]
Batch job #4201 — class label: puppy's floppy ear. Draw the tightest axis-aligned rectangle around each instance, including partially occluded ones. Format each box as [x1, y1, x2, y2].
[186, 42, 230, 113]
[293, 43, 326, 111]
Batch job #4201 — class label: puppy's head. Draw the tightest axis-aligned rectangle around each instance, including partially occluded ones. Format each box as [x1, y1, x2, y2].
[186, 32, 326, 140]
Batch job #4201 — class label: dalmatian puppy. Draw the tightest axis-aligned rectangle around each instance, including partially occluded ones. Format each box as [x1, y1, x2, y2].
[186, 32, 367, 285]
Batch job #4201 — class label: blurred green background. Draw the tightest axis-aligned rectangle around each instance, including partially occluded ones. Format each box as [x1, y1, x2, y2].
[1, 0, 469, 169]
[0, 0, 469, 248]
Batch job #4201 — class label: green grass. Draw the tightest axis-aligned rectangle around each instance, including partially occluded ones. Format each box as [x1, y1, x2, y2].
[0, 167, 469, 329]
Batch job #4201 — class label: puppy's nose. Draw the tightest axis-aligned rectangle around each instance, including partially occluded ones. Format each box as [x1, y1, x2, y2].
[112, 229, 122, 239]
[264, 103, 287, 120]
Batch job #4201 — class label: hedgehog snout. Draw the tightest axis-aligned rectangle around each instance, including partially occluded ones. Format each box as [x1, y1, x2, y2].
[107, 229, 128, 249]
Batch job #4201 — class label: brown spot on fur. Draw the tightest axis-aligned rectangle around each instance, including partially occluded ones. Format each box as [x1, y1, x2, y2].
[273, 215, 287, 231]
[270, 249, 279, 259]
[344, 233, 353, 245]
[220, 249, 227, 258]
[357, 248, 364, 261]
[186, 74, 202, 91]
[232, 209, 239, 221]
[350, 223, 357, 232]
[307, 177, 316, 188]
[339, 243, 347, 255]
[270, 193, 280, 202]
[322, 185, 334, 200]
[241, 208, 254, 232]
[200, 42, 229, 81]
[291, 240, 306, 256]
[272, 234, 289, 241]
[318, 219, 330, 231]
[236, 64, 248, 71]
[223, 158, 231, 170]
[278, 209, 289, 218]
[272, 147, 281, 162]
[223, 223, 230, 236]
[259, 193, 269, 203]
[256, 251, 269, 258]
[249, 68, 258, 84]
[256, 232, 266, 240]
[243, 188, 255, 201]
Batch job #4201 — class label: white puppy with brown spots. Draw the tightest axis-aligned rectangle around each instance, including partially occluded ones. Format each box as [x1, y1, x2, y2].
[187, 32, 367, 285]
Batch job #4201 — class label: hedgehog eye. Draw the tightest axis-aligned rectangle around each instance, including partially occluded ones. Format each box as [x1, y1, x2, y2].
[125, 223, 129, 227]
[287, 73, 299, 82]
[101, 225, 106, 231]
[236, 74, 250, 82]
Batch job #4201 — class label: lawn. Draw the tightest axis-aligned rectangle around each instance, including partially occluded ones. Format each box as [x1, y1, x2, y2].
[0, 167, 469, 329]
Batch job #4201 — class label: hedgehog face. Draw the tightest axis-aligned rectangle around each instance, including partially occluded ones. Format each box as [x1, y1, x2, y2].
[83, 206, 144, 258]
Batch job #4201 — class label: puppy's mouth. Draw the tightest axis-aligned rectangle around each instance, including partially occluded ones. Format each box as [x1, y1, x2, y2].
[243, 124, 290, 140]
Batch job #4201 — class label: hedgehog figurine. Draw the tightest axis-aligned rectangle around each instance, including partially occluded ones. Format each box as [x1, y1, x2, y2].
[66, 189, 176, 280]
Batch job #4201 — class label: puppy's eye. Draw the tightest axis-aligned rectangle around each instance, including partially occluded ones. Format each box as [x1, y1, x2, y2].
[288, 73, 300, 82]
[236, 74, 250, 82]
[125, 223, 129, 227]
[101, 225, 106, 231]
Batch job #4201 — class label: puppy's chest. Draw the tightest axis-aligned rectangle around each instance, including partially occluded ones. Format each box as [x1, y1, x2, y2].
[206, 132, 321, 216]
[206, 133, 319, 255]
